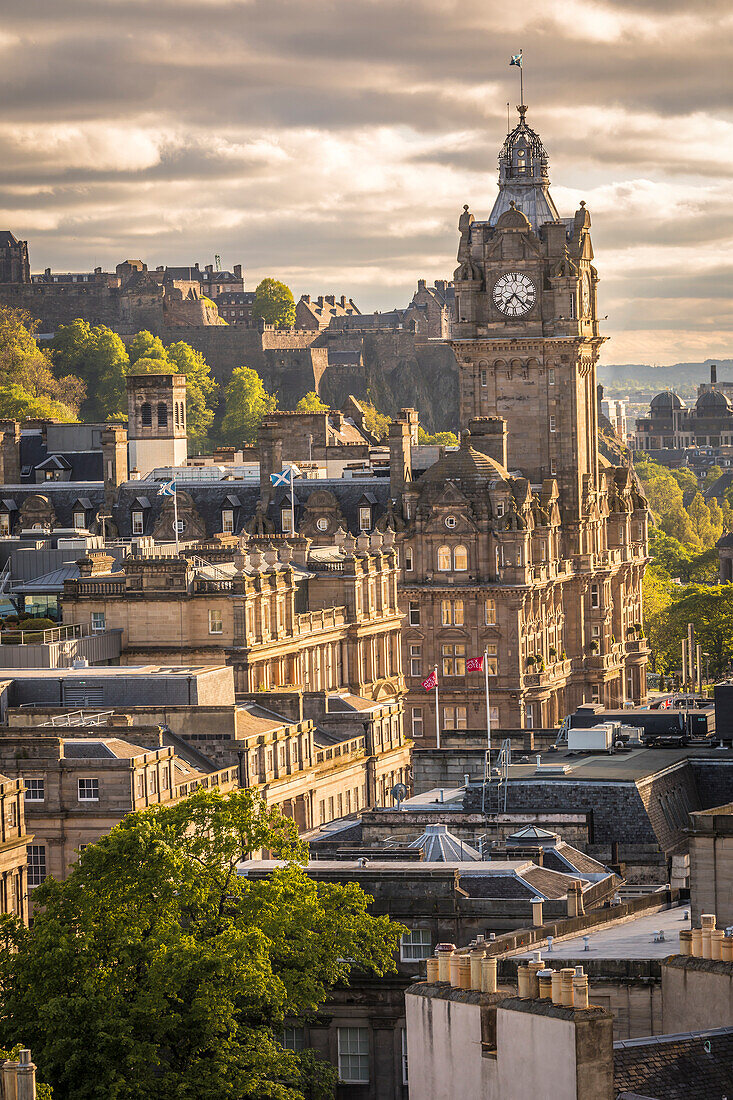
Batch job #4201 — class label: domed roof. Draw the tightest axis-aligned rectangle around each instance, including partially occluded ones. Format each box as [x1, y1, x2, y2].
[695, 389, 732, 413]
[495, 201, 532, 231]
[418, 430, 508, 490]
[650, 390, 685, 411]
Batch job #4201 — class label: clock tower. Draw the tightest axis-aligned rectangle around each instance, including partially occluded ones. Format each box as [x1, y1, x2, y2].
[451, 104, 603, 540]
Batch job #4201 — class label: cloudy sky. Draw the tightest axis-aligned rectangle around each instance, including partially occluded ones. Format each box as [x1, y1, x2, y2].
[2, 0, 732, 364]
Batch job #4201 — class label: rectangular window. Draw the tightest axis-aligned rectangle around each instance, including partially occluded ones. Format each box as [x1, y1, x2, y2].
[131, 510, 144, 535]
[411, 707, 424, 738]
[338, 1027, 369, 1084]
[222, 509, 234, 534]
[0, 515, 9, 536]
[548, 368, 555, 385]
[443, 706, 467, 730]
[27, 845, 46, 888]
[550, 458, 557, 475]
[404, 547, 413, 571]
[441, 643, 466, 676]
[525, 704, 534, 730]
[409, 644, 422, 676]
[486, 643, 498, 676]
[400, 928, 432, 961]
[484, 597, 496, 625]
[73, 511, 85, 529]
[91, 612, 106, 634]
[24, 779, 45, 802]
[496, 501, 505, 517]
[161, 770, 170, 792]
[281, 509, 292, 533]
[402, 1028, 409, 1087]
[209, 609, 223, 634]
[481, 369, 487, 387]
[282, 1026, 306, 1052]
[359, 506, 371, 531]
[78, 778, 99, 801]
[590, 583, 600, 609]
[149, 771, 157, 795]
[409, 601, 420, 626]
[549, 415, 556, 432]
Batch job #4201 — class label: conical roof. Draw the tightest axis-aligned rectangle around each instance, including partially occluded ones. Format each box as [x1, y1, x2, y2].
[505, 825, 558, 846]
[408, 823, 481, 862]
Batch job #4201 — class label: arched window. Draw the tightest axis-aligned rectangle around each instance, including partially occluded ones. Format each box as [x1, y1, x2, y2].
[141, 402, 152, 427]
[157, 402, 168, 428]
[454, 545, 468, 571]
[437, 545, 451, 571]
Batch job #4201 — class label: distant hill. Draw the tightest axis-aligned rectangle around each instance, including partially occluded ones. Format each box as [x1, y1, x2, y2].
[599, 359, 733, 399]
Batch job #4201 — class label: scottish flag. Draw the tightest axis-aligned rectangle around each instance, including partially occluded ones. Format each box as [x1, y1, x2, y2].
[158, 480, 176, 496]
[270, 465, 301, 487]
[510, 52, 522, 67]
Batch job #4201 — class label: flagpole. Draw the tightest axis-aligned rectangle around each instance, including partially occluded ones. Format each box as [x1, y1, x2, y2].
[484, 647, 491, 757]
[434, 666, 440, 750]
[520, 49, 524, 105]
[173, 483, 179, 554]
[290, 465, 295, 535]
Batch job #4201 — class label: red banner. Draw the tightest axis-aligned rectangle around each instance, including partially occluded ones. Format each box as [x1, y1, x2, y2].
[422, 670, 437, 692]
[466, 656, 484, 672]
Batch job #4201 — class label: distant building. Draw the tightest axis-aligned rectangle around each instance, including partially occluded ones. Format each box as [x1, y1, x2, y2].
[0, 231, 30, 284]
[216, 290, 256, 325]
[296, 294, 360, 331]
[127, 373, 188, 475]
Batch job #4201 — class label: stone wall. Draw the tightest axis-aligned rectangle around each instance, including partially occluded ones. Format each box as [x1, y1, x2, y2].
[662, 956, 733, 1034]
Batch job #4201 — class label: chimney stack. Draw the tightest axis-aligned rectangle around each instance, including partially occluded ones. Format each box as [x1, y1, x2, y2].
[258, 420, 283, 496]
[389, 419, 412, 499]
[468, 417, 508, 469]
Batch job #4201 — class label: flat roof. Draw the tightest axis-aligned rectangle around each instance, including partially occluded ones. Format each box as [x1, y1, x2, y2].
[479, 746, 733, 784]
[513, 905, 690, 961]
[239, 859, 537, 875]
[1, 664, 230, 679]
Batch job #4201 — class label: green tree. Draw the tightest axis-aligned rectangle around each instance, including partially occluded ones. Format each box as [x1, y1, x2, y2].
[127, 330, 168, 365]
[663, 585, 733, 680]
[418, 428, 459, 446]
[360, 400, 390, 442]
[51, 319, 129, 419]
[166, 342, 218, 445]
[0, 306, 82, 421]
[295, 392, 329, 413]
[0, 788, 401, 1100]
[252, 279, 296, 329]
[221, 366, 278, 444]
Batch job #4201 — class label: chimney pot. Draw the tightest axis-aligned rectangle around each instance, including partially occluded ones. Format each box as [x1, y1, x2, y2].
[481, 955, 498, 993]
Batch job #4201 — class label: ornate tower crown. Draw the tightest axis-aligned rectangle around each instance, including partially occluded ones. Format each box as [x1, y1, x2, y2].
[489, 105, 560, 229]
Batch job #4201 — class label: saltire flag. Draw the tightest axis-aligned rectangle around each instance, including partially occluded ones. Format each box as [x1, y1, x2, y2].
[466, 656, 484, 672]
[158, 480, 176, 496]
[270, 464, 302, 487]
[422, 669, 438, 693]
[510, 52, 522, 68]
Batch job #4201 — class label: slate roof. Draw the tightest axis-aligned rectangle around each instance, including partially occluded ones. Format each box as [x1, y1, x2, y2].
[417, 439, 507, 490]
[542, 844, 609, 878]
[613, 1027, 733, 1100]
[12, 564, 81, 593]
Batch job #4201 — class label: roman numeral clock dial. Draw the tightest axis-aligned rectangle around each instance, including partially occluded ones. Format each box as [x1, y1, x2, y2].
[492, 271, 536, 317]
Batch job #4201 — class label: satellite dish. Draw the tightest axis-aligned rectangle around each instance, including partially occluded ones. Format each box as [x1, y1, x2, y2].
[391, 782, 409, 808]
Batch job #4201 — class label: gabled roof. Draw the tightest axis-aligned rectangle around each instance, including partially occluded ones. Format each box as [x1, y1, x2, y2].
[614, 1027, 733, 1100]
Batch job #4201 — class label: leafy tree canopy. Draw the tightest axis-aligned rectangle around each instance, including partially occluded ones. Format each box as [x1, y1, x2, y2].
[359, 400, 390, 442]
[418, 428, 459, 446]
[0, 788, 401, 1100]
[252, 279, 296, 329]
[295, 392, 329, 413]
[0, 306, 83, 422]
[51, 325, 218, 444]
[221, 366, 278, 445]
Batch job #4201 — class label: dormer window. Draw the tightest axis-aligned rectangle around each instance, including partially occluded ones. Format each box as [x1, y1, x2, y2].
[72, 511, 85, 530]
[359, 506, 371, 531]
[222, 509, 234, 534]
[445, 515, 456, 529]
[132, 510, 144, 535]
[317, 517, 328, 532]
[281, 509, 292, 533]
[496, 501, 505, 517]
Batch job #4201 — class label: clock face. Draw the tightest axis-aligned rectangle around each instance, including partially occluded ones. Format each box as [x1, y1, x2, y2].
[493, 271, 536, 317]
[581, 273, 592, 317]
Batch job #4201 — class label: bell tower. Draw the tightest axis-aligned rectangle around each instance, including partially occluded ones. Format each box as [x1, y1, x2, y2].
[450, 105, 605, 534]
